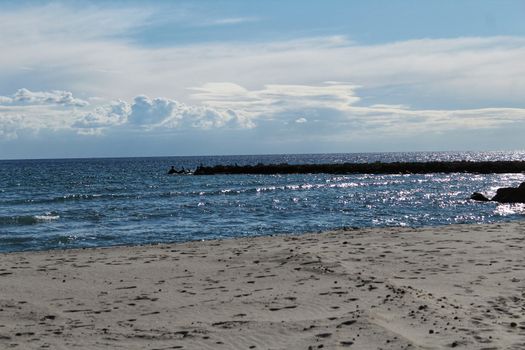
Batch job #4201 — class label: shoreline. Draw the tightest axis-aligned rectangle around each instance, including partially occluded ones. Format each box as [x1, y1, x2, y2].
[2, 218, 522, 255]
[1, 222, 525, 349]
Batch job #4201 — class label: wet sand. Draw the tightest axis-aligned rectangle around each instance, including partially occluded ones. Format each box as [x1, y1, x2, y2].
[1, 222, 525, 349]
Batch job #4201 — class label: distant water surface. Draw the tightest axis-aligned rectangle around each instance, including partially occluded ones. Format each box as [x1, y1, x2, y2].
[1, 151, 524, 252]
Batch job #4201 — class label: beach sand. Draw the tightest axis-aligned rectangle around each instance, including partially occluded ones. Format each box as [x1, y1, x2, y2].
[1, 222, 525, 349]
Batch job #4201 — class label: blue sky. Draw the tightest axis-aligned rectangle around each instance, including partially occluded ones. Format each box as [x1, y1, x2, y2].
[129, 0, 525, 45]
[1, 0, 525, 159]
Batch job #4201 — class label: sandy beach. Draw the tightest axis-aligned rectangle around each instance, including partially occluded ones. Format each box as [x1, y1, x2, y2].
[1, 222, 525, 349]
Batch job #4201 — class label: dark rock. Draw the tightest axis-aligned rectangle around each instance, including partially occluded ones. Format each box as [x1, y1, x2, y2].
[470, 192, 489, 201]
[491, 182, 525, 203]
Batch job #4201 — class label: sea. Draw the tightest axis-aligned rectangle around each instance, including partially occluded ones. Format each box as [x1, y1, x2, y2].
[1, 151, 525, 253]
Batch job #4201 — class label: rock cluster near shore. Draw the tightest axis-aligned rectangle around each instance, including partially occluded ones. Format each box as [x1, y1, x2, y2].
[471, 182, 525, 203]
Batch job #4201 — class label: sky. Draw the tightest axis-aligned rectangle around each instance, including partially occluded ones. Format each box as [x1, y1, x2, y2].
[1, 0, 525, 159]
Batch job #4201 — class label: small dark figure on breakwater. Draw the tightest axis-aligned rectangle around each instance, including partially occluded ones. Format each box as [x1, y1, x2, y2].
[470, 192, 490, 202]
[168, 166, 191, 175]
[471, 182, 525, 203]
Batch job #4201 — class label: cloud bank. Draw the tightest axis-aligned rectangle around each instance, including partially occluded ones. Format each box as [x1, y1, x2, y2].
[1, 3, 525, 157]
[1, 84, 525, 144]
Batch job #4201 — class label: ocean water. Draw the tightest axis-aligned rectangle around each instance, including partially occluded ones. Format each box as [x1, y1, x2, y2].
[1, 151, 525, 253]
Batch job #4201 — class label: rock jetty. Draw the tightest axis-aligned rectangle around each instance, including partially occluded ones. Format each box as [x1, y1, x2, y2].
[193, 161, 525, 175]
[471, 182, 525, 203]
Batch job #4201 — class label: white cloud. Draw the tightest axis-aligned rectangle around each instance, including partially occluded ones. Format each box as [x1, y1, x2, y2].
[0, 96, 12, 104]
[189, 82, 525, 133]
[0, 115, 22, 140]
[0, 88, 90, 139]
[0, 89, 89, 107]
[123, 95, 253, 130]
[191, 82, 361, 120]
[73, 100, 129, 129]
[202, 17, 259, 26]
[9, 88, 89, 107]
[0, 3, 152, 44]
[0, 104, 79, 140]
[128, 96, 178, 126]
[71, 94, 254, 135]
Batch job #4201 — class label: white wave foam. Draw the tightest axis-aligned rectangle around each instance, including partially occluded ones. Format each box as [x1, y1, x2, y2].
[34, 214, 60, 221]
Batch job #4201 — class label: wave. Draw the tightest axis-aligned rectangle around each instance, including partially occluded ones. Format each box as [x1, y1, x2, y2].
[1, 193, 140, 206]
[189, 182, 363, 197]
[0, 213, 60, 226]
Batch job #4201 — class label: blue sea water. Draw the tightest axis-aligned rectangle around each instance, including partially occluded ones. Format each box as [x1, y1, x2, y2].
[1, 151, 525, 253]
